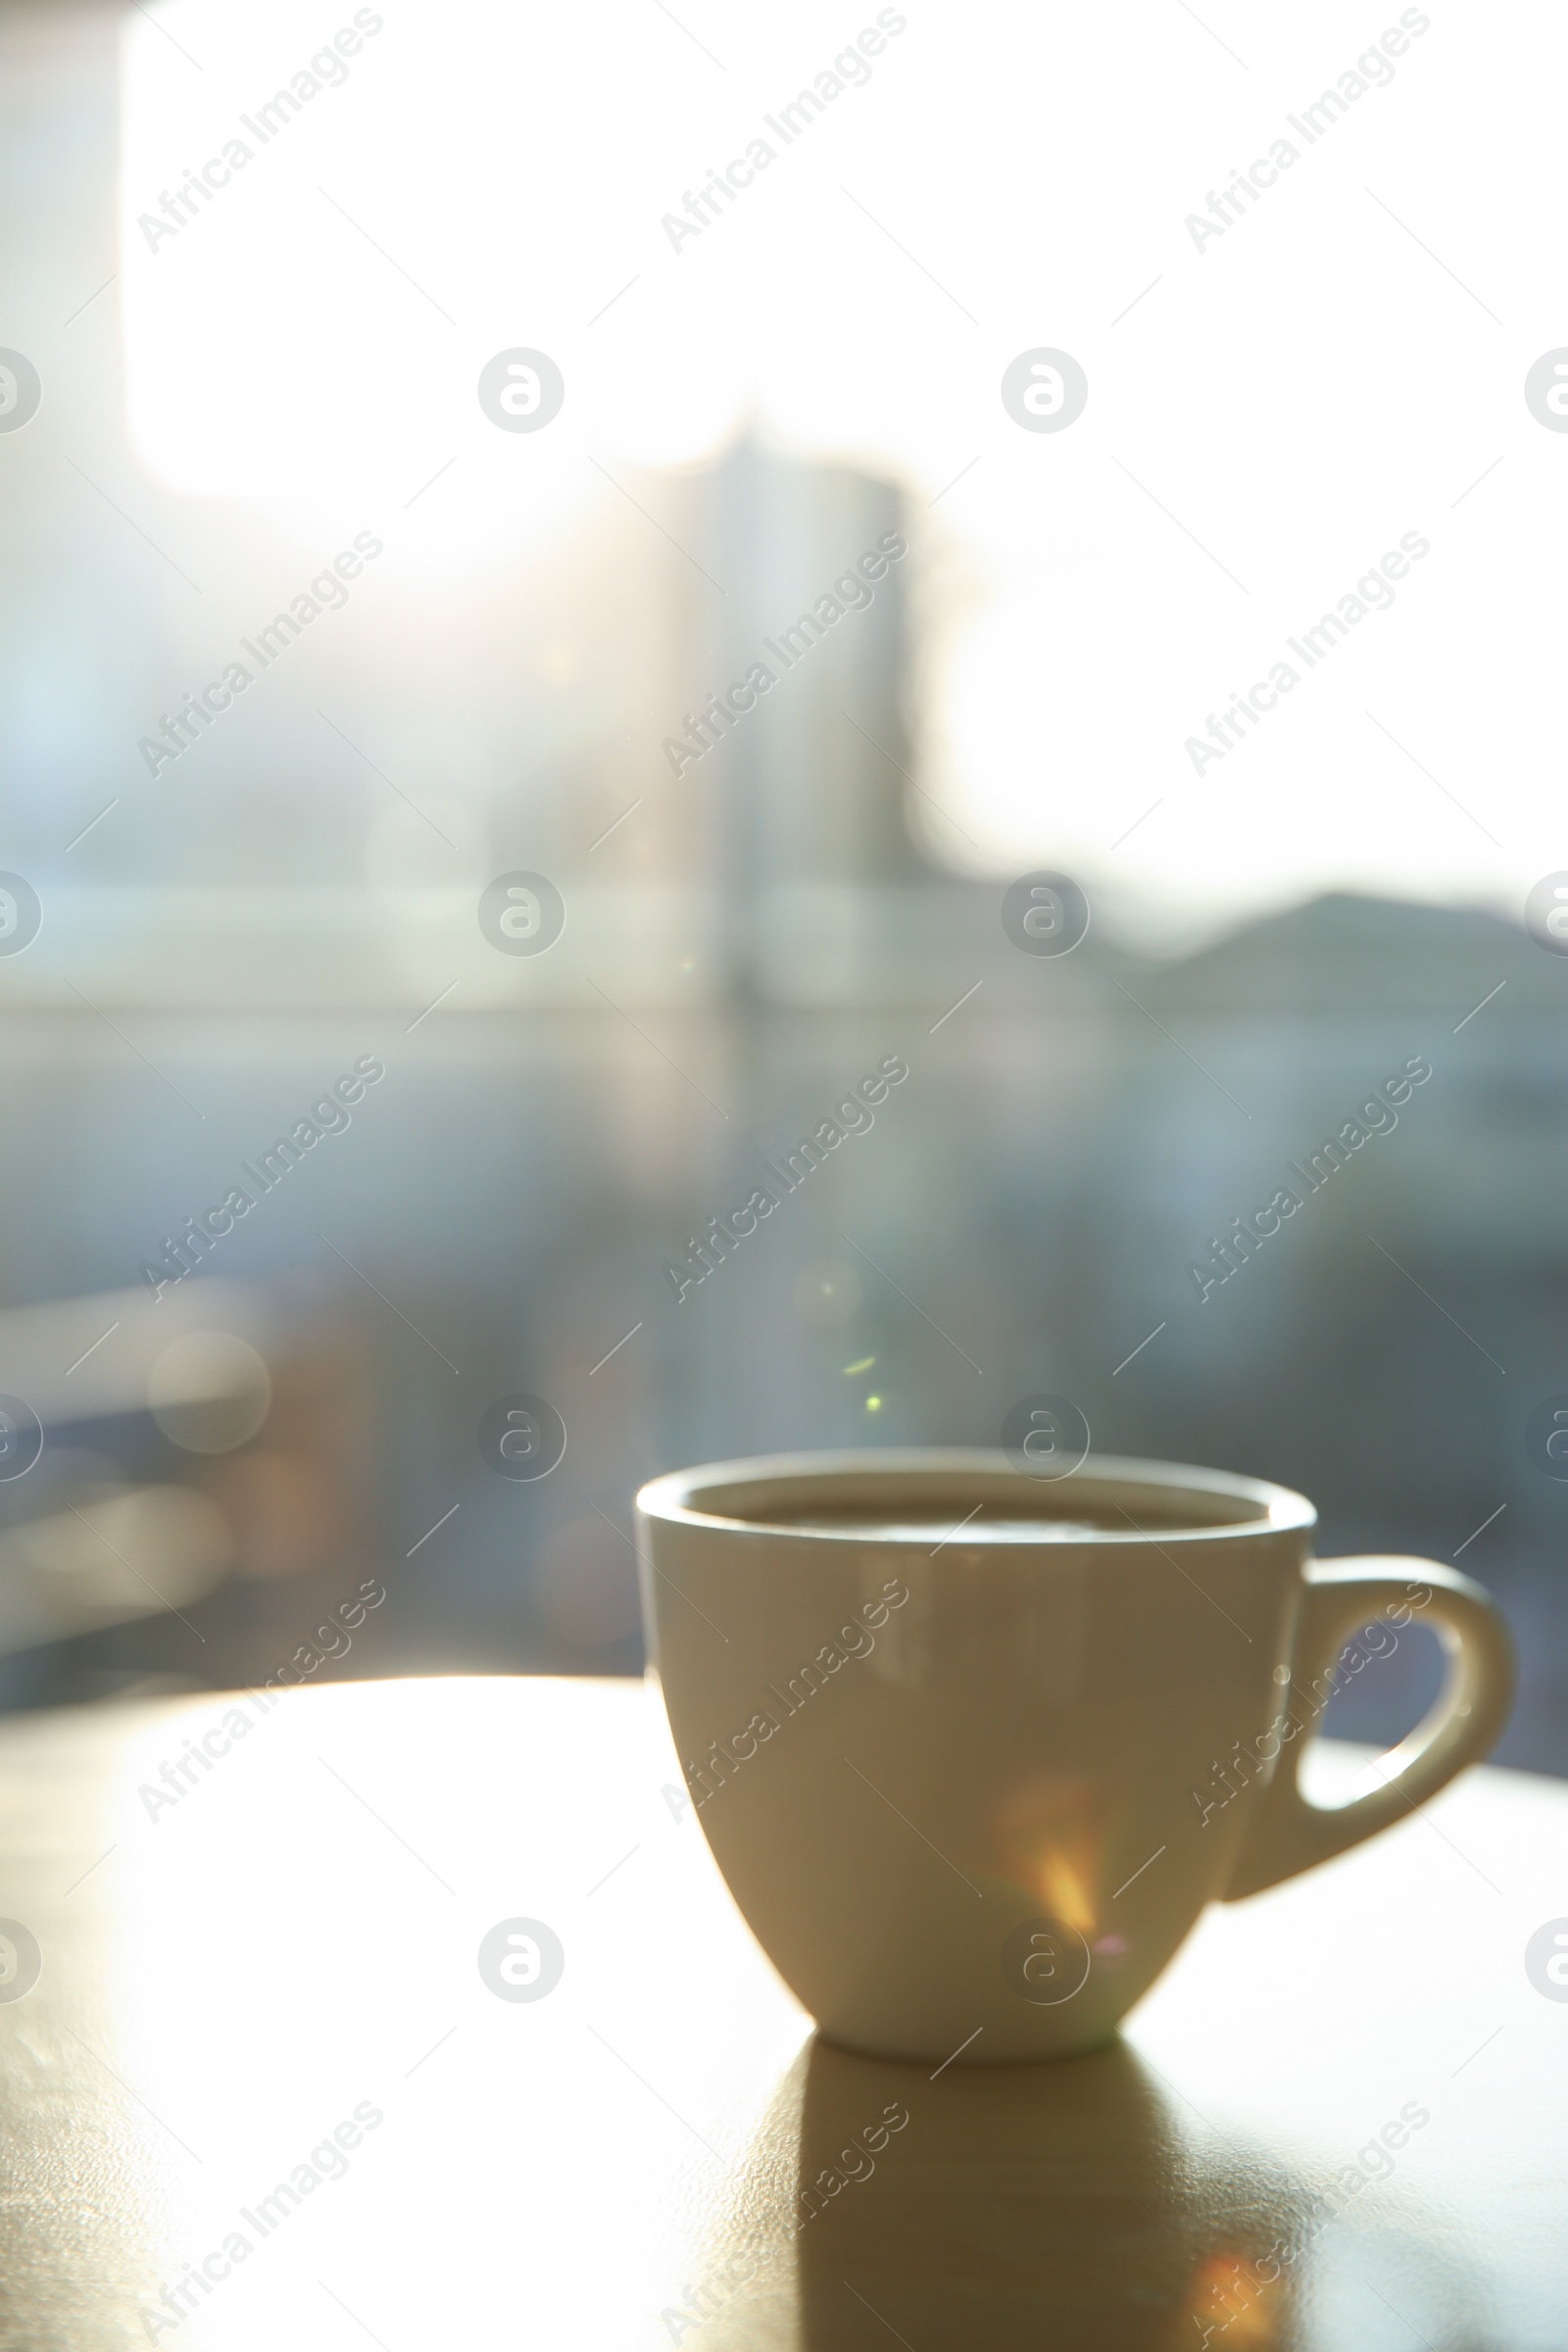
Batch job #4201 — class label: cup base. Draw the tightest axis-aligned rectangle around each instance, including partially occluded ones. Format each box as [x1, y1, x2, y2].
[814, 2019, 1127, 2070]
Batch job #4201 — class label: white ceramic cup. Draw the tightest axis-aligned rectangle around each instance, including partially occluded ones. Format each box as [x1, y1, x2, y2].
[636, 1450, 1514, 2064]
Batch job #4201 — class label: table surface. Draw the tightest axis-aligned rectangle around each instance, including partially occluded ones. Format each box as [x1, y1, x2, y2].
[0, 1675, 1562, 2352]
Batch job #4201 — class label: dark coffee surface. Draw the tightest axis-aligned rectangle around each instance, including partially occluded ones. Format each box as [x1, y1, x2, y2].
[769, 1505, 1169, 1542]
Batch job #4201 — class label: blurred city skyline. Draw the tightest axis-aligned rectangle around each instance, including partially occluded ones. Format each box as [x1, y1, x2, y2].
[4, 0, 1563, 962]
[2, 0, 1565, 1804]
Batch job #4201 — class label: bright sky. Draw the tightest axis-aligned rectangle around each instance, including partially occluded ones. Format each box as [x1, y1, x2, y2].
[122, 0, 1567, 948]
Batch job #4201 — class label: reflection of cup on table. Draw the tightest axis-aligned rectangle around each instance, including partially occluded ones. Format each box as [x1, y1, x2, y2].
[790, 2036, 1261, 2352]
[637, 1450, 1514, 2063]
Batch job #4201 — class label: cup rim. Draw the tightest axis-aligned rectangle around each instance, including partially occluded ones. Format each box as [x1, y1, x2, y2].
[635, 1449, 1316, 1545]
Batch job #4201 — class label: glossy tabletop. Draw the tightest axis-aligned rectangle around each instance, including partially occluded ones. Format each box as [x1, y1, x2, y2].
[0, 1675, 1562, 2349]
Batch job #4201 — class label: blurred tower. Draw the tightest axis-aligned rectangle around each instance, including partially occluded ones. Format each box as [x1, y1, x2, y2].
[674, 436, 930, 1010]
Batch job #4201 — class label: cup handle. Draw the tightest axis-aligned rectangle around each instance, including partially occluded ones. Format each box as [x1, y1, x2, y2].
[1222, 1556, 1515, 1901]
